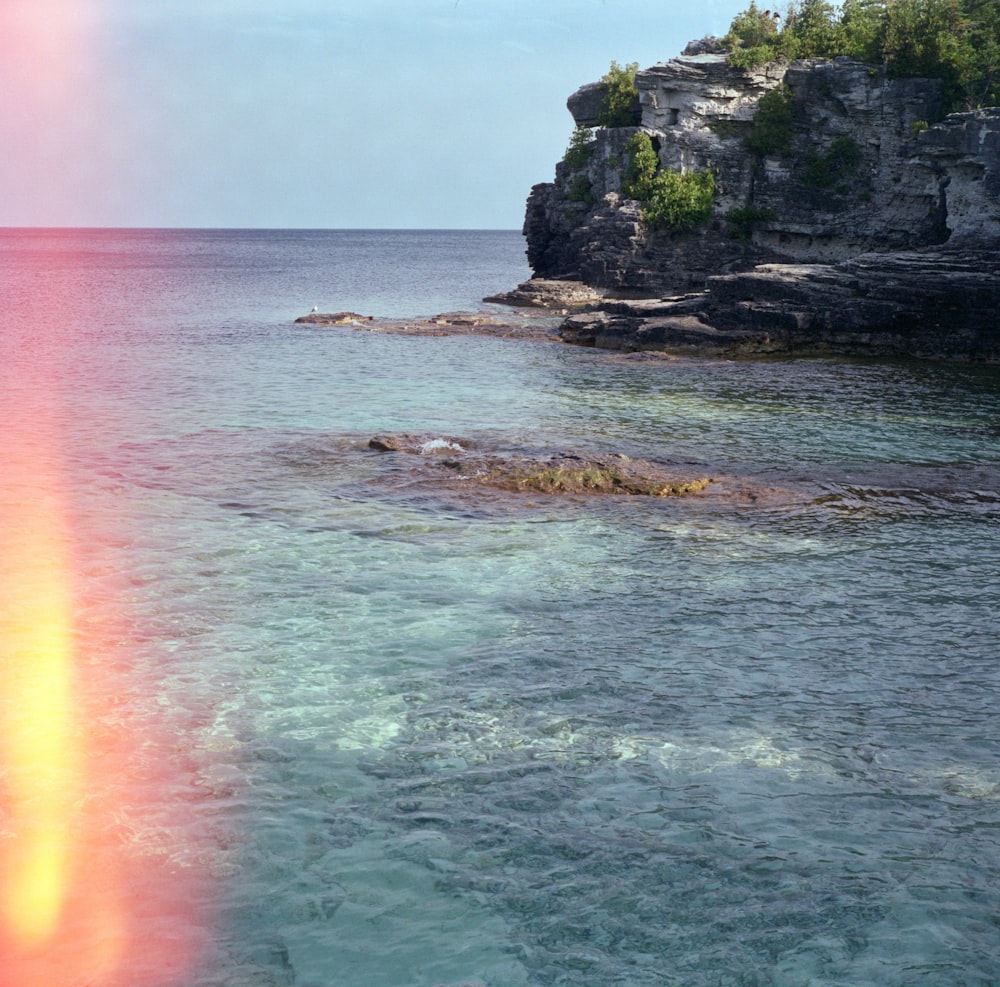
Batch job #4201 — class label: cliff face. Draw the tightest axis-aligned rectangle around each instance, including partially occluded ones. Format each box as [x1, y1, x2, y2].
[517, 46, 1000, 360]
[917, 109, 1000, 244]
[524, 49, 997, 293]
[525, 53, 788, 292]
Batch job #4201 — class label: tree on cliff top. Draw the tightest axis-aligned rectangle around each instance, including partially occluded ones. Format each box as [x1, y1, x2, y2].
[724, 0, 1000, 111]
[598, 61, 642, 127]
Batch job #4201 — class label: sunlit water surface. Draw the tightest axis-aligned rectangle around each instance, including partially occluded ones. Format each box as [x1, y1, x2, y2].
[2, 229, 998, 986]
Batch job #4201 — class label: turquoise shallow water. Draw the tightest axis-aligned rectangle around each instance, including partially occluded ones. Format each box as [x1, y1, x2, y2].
[2, 229, 999, 986]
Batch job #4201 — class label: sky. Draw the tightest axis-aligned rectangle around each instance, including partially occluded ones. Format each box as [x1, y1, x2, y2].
[0, 0, 742, 229]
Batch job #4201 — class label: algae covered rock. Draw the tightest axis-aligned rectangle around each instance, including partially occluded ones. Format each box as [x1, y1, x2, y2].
[367, 436, 712, 498]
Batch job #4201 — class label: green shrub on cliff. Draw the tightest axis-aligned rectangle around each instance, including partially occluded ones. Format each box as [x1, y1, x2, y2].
[802, 136, 862, 186]
[724, 0, 1000, 111]
[745, 85, 794, 157]
[726, 204, 777, 240]
[566, 174, 595, 206]
[642, 170, 716, 230]
[598, 61, 641, 126]
[623, 132, 716, 232]
[623, 131, 660, 198]
[564, 126, 595, 169]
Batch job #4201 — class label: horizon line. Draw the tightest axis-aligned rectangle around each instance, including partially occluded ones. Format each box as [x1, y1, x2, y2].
[0, 225, 525, 234]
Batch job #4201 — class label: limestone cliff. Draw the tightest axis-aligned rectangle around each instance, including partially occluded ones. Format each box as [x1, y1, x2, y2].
[516, 44, 1000, 359]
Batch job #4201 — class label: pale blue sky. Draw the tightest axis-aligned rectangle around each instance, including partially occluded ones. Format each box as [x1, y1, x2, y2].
[0, 0, 739, 228]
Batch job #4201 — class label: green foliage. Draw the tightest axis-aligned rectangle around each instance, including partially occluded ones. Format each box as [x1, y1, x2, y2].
[877, 0, 990, 110]
[726, 204, 777, 240]
[725, 1, 784, 66]
[598, 61, 641, 127]
[745, 85, 795, 157]
[963, 0, 1000, 108]
[641, 171, 716, 230]
[566, 174, 595, 206]
[787, 0, 841, 57]
[837, 0, 884, 61]
[708, 118, 743, 139]
[724, 0, 1000, 112]
[727, 1, 783, 49]
[801, 136, 863, 186]
[910, 118, 930, 133]
[623, 132, 715, 231]
[878, 0, 953, 96]
[623, 132, 660, 198]
[727, 44, 783, 69]
[564, 126, 595, 169]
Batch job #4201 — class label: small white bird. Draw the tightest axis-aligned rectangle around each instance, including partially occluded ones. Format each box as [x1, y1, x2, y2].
[311, 305, 318, 313]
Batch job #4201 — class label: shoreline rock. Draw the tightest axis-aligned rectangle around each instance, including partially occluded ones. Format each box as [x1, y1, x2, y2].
[294, 310, 562, 342]
[483, 278, 612, 311]
[558, 246, 1000, 360]
[294, 311, 374, 325]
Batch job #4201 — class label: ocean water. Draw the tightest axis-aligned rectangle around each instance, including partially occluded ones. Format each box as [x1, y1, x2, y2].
[1, 228, 999, 987]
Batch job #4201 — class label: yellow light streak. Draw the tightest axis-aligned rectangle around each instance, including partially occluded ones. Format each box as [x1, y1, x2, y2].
[1, 455, 80, 948]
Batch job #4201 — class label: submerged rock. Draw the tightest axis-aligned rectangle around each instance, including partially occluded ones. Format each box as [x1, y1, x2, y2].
[368, 435, 712, 497]
[444, 455, 712, 497]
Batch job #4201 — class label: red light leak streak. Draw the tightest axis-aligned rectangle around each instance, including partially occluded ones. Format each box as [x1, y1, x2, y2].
[1, 5, 212, 979]
[1, 270, 210, 987]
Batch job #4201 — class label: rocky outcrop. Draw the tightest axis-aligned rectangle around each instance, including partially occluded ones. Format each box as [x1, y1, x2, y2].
[519, 47, 1000, 360]
[560, 246, 1000, 360]
[367, 435, 713, 497]
[527, 53, 951, 291]
[294, 311, 560, 341]
[525, 53, 787, 290]
[294, 311, 373, 325]
[483, 278, 609, 310]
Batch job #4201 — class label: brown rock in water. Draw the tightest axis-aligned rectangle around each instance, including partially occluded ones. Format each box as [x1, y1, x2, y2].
[368, 435, 410, 452]
[295, 312, 373, 325]
[368, 434, 468, 454]
[367, 437, 711, 497]
[445, 454, 711, 497]
[427, 312, 496, 326]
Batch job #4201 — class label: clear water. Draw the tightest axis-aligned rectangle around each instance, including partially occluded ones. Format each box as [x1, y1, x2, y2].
[2, 229, 999, 986]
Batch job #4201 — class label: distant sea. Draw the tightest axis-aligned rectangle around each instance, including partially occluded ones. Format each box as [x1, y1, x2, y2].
[2, 228, 999, 987]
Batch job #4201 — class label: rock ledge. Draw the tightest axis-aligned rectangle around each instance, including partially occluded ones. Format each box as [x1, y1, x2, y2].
[559, 246, 1000, 360]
